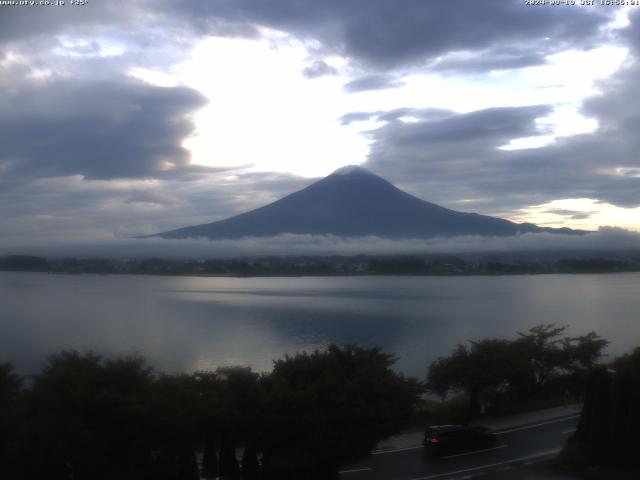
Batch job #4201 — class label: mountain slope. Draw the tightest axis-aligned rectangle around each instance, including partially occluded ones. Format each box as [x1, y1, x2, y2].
[151, 166, 577, 240]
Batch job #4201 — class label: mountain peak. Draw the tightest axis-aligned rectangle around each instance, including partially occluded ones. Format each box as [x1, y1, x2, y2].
[330, 165, 374, 177]
[149, 166, 580, 240]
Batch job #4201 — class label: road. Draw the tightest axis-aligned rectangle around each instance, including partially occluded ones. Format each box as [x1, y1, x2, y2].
[339, 414, 579, 480]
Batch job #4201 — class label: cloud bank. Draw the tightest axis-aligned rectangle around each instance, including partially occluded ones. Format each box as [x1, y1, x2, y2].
[2, 228, 639, 259]
[167, 0, 610, 71]
[0, 78, 207, 181]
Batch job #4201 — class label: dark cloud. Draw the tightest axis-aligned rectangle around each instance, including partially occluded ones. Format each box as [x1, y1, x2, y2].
[382, 108, 454, 123]
[349, 8, 640, 214]
[369, 105, 551, 153]
[339, 111, 377, 126]
[126, 190, 179, 207]
[0, 0, 617, 82]
[546, 209, 594, 220]
[359, 47, 640, 214]
[356, 105, 555, 212]
[625, 9, 640, 53]
[0, 1, 615, 75]
[343, 74, 404, 92]
[339, 108, 453, 125]
[302, 59, 337, 78]
[0, 0, 138, 43]
[360, 104, 640, 214]
[518, 12, 640, 209]
[0, 1, 200, 86]
[168, 0, 611, 71]
[0, 169, 310, 247]
[0, 76, 207, 181]
[429, 49, 548, 74]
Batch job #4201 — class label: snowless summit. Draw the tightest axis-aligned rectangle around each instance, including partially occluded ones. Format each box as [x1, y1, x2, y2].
[147, 165, 578, 240]
[330, 165, 375, 176]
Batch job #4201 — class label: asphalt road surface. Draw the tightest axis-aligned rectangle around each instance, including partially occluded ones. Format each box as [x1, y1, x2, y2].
[339, 414, 579, 480]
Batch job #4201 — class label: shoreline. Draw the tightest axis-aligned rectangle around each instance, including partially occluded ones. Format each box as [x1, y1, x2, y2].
[2, 269, 640, 278]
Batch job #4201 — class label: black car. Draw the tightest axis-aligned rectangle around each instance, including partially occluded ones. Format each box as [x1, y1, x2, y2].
[423, 425, 497, 454]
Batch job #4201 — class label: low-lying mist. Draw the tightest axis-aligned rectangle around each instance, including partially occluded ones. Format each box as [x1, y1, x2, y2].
[1, 227, 640, 259]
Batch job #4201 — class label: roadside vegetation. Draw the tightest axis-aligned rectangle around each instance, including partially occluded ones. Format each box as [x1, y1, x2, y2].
[0, 346, 420, 480]
[559, 347, 640, 474]
[425, 325, 640, 475]
[424, 324, 608, 420]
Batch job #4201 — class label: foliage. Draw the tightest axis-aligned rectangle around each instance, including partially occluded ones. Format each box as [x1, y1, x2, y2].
[24, 351, 157, 480]
[0, 362, 23, 477]
[565, 347, 640, 469]
[427, 340, 515, 415]
[426, 324, 608, 417]
[0, 362, 22, 402]
[1, 345, 420, 479]
[261, 345, 421, 478]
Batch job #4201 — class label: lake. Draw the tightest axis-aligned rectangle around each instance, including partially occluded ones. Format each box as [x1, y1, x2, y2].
[1, 271, 639, 377]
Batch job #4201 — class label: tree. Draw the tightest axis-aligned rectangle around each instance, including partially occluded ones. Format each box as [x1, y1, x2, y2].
[147, 374, 201, 480]
[5, 347, 421, 479]
[515, 324, 568, 394]
[194, 372, 225, 479]
[427, 339, 517, 415]
[261, 345, 421, 479]
[201, 434, 219, 479]
[194, 368, 263, 480]
[561, 331, 609, 401]
[427, 325, 609, 417]
[219, 435, 241, 480]
[568, 347, 640, 468]
[0, 362, 23, 477]
[0, 362, 21, 401]
[241, 444, 260, 480]
[25, 351, 157, 480]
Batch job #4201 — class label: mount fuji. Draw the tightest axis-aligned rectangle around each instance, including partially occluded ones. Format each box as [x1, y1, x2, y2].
[149, 165, 577, 240]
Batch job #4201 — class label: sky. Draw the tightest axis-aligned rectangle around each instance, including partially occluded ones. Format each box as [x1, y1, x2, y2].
[1, 0, 640, 252]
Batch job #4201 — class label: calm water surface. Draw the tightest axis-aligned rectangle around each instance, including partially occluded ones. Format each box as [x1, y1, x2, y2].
[1, 272, 639, 377]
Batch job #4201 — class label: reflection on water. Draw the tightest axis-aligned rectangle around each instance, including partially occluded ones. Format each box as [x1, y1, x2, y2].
[1, 272, 639, 377]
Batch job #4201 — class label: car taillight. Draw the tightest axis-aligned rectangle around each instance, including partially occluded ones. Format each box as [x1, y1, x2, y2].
[430, 437, 440, 445]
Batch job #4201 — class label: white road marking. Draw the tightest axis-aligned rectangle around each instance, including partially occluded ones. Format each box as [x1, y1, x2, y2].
[495, 415, 580, 435]
[339, 467, 372, 474]
[443, 444, 508, 459]
[405, 448, 562, 480]
[562, 428, 577, 435]
[371, 445, 423, 455]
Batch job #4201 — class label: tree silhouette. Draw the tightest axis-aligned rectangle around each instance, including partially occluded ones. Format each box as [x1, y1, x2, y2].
[427, 339, 516, 416]
[201, 434, 219, 479]
[567, 347, 640, 468]
[25, 351, 157, 480]
[427, 325, 608, 416]
[0, 362, 23, 477]
[3, 346, 420, 479]
[261, 345, 421, 478]
[241, 443, 260, 480]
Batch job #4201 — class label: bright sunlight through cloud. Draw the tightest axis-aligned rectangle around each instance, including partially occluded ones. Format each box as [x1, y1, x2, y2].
[129, 32, 628, 179]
